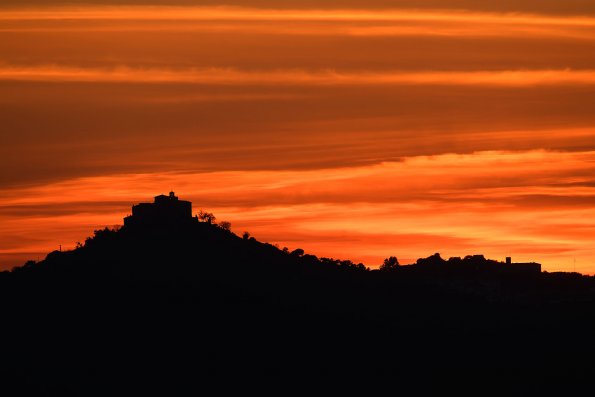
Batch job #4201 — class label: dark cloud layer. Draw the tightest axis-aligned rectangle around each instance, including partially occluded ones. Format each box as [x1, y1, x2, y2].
[1, 80, 594, 186]
[3, 1, 595, 16]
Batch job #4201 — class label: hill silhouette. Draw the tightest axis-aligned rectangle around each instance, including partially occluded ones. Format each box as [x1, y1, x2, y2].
[2, 197, 595, 394]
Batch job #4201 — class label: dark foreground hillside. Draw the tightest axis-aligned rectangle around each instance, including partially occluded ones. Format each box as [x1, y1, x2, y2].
[2, 222, 595, 394]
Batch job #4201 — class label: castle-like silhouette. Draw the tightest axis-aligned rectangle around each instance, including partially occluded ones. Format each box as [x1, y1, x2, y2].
[124, 191, 198, 227]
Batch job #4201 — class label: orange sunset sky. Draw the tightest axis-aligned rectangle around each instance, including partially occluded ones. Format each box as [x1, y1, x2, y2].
[1, 1, 595, 273]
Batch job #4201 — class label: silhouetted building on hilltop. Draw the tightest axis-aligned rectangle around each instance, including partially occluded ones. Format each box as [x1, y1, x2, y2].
[506, 257, 541, 274]
[412, 253, 541, 276]
[124, 192, 198, 227]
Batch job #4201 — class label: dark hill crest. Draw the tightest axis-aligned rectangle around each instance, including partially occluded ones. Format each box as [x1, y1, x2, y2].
[2, 193, 595, 394]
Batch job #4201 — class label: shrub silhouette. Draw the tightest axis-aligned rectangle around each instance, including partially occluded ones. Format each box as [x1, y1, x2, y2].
[380, 256, 400, 271]
[197, 210, 216, 224]
[218, 221, 232, 231]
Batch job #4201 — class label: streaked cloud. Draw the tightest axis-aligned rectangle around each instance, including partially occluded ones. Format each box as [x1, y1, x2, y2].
[1, 150, 594, 272]
[3, 65, 595, 87]
[2, 1, 595, 16]
[1, 4, 594, 273]
[2, 7, 595, 26]
[3, 7, 595, 44]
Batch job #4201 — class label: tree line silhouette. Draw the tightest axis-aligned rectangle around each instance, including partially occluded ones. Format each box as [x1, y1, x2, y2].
[1, 213, 595, 394]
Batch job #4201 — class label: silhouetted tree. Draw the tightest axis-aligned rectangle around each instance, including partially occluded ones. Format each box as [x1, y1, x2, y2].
[338, 260, 368, 271]
[291, 248, 305, 257]
[218, 221, 232, 231]
[380, 256, 400, 271]
[198, 210, 216, 224]
[242, 231, 251, 240]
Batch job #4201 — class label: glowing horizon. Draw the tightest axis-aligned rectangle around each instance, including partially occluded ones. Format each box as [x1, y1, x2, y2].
[1, 149, 594, 273]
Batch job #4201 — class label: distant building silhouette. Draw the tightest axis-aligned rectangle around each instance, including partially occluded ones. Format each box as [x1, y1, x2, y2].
[506, 257, 541, 274]
[412, 253, 541, 275]
[124, 192, 198, 227]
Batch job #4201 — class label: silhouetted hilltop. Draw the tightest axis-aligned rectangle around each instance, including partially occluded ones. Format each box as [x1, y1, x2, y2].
[7, 220, 369, 298]
[5, 217, 588, 306]
[2, 195, 595, 394]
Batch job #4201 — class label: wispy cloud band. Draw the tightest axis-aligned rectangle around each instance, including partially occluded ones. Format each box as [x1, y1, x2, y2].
[2, 65, 595, 87]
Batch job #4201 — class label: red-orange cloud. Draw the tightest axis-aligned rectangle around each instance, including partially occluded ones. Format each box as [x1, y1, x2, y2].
[3, 65, 595, 87]
[1, 151, 594, 273]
